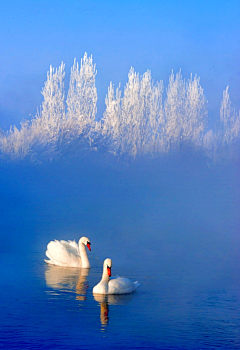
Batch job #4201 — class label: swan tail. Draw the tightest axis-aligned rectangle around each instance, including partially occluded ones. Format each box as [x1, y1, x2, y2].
[44, 259, 56, 265]
[45, 244, 63, 266]
[45, 249, 59, 265]
[45, 249, 51, 259]
[45, 249, 58, 264]
[134, 281, 140, 290]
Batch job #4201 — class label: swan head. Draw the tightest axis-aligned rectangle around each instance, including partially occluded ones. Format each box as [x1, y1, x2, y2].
[79, 237, 91, 251]
[104, 258, 112, 277]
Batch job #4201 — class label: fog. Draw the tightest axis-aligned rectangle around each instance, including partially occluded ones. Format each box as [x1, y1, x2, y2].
[1, 155, 239, 268]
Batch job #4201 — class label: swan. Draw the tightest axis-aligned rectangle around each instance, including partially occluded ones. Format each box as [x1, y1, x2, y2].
[45, 237, 91, 268]
[93, 258, 140, 295]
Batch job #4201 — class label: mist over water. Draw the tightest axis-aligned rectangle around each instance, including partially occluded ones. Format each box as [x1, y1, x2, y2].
[1, 155, 240, 349]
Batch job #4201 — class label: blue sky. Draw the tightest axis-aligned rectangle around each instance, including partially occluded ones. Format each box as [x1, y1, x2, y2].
[0, 0, 239, 129]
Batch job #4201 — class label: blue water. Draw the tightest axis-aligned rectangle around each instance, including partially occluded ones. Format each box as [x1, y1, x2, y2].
[0, 157, 240, 349]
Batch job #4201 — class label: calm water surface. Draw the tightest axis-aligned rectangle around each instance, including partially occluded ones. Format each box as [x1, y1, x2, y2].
[1, 233, 240, 350]
[0, 159, 240, 349]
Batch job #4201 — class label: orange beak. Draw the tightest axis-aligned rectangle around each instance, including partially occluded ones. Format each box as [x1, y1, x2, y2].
[107, 266, 111, 277]
[87, 242, 91, 251]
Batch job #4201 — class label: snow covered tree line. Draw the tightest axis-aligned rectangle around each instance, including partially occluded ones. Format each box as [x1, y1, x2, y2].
[0, 53, 239, 162]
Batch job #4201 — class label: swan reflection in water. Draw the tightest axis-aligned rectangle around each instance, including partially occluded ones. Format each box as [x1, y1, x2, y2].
[93, 293, 134, 328]
[45, 265, 90, 301]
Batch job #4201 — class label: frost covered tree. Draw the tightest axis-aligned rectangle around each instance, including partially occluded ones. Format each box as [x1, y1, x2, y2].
[66, 53, 97, 141]
[32, 62, 65, 146]
[164, 71, 186, 150]
[145, 78, 164, 154]
[220, 86, 240, 145]
[0, 63, 66, 160]
[203, 87, 240, 162]
[164, 71, 208, 151]
[102, 68, 164, 157]
[1, 53, 239, 163]
[100, 82, 122, 153]
[120, 67, 141, 156]
[137, 70, 164, 155]
[217, 86, 240, 159]
[183, 74, 208, 147]
[100, 68, 142, 156]
[0, 121, 31, 159]
[21, 62, 67, 160]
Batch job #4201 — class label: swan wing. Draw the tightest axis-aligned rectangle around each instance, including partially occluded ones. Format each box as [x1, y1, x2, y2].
[45, 240, 81, 267]
[108, 277, 139, 295]
[60, 240, 79, 256]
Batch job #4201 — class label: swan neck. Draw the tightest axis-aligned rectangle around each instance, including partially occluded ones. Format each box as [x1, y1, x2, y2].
[79, 242, 90, 268]
[101, 268, 110, 282]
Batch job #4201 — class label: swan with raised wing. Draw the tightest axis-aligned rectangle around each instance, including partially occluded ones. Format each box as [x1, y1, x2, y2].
[45, 237, 91, 268]
[93, 258, 140, 294]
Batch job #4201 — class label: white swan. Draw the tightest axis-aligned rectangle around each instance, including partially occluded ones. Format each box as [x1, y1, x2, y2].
[93, 258, 140, 295]
[45, 237, 91, 268]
